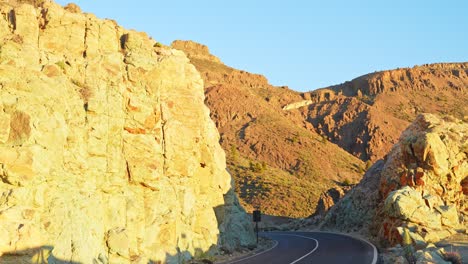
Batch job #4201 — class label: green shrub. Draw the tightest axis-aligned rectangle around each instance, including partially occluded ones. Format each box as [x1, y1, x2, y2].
[342, 178, 351, 186]
[55, 61, 66, 72]
[319, 135, 327, 143]
[358, 166, 366, 174]
[71, 79, 93, 105]
[249, 161, 264, 173]
[230, 145, 238, 161]
[402, 229, 416, 264]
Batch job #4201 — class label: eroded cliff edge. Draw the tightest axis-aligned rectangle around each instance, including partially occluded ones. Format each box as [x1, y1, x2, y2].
[0, 1, 254, 263]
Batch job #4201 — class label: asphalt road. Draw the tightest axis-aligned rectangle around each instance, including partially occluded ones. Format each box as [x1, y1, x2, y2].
[224, 231, 377, 264]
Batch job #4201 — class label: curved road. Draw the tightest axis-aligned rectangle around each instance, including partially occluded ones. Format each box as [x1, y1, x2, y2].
[223, 231, 377, 264]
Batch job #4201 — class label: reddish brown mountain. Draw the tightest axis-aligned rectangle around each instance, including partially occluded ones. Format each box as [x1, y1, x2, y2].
[302, 63, 468, 161]
[172, 40, 364, 217]
[172, 40, 467, 218]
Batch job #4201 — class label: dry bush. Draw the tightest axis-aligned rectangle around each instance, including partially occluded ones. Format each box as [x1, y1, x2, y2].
[10, 34, 23, 44]
[71, 79, 93, 103]
[79, 86, 92, 102]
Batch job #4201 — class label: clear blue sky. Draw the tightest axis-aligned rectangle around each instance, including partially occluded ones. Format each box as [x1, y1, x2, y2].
[55, 0, 468, 92]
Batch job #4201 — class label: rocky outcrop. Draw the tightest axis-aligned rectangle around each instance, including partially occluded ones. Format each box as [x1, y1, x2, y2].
[303, 63, 468, 162]
[320, 114, 467, 247]
[312, 185, 352, 217]
[319, 160, 384, 235]
[0, 1, 254, 263]
[327, 63, 468, 97]
[378, 114, 466, 244]
[282, 100, 313, 111]
[171, 40, 222, 64]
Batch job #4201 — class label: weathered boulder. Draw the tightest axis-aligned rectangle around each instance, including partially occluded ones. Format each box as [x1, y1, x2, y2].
[320, 114, 467, 247]
[379, 114, 466, 245]
[0, 1, 254, 263]
[415, 246, 450, 264]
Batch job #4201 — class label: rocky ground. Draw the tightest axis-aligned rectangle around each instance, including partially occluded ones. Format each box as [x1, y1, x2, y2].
[379, 233, 468, 264]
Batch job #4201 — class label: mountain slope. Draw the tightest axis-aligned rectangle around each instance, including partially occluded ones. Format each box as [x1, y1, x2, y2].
[172, 41, 365, 217]
[302, 63, 468, 161]
[171, 41, 467, 218]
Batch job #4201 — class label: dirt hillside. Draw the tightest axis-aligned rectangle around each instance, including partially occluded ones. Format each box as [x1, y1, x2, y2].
[172, 41, 467, 218]
[172, 40, 365, 217]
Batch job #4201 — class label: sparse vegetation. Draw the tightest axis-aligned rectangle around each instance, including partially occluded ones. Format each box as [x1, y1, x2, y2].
[79, 86, 93, 103]
[230, 145, 239, 161]
[249, 161, 264, 173]
[154, 42, 163, 48]
[342, 178, 351, 186]
[358, 165, 366, 174]
[10, 34, 23, 44]
[230, 155, 329, 217]
[55, 61, 66, 72]
[191, 251, 215, 264]
[402, 229, 416, 264]
[174, 41, 366, 217]
[71, 79, 93, 105]
[289, 134, 299, 144]
[318, 134, 327, 144]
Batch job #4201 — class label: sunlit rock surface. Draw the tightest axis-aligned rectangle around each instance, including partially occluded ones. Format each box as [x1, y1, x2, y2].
[0, 1, 254, 263]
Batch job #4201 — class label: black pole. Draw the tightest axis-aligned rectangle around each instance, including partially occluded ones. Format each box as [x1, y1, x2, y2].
[255, 221, 259, 245]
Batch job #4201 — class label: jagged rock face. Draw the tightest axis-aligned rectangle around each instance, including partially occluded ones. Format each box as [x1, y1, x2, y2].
[304, 63, 468, 161]
[311, 185, 352, 217]
[320, 114, 467, 246]
[171, 40, 365, 218]
[378, 114, 466, 244]
[0, 1, 254, 263]
[319, 160, 384, 235]
[172, 40, 222, 64]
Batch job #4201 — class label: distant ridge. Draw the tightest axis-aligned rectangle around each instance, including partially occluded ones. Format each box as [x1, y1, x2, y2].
[172, 40, 467, 218]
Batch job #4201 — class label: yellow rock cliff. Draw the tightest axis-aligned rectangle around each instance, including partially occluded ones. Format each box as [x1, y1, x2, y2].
[0, 1, 254, 263]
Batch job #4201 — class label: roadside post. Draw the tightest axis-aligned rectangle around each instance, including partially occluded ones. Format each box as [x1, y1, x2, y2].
[253, 209, 261, 245]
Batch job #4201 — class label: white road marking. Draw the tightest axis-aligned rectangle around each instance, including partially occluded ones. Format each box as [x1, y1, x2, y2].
[224, 240, 279, 264]
[273, 234, 319, 264]
[305, 231, 378, 264]
[225, 231, 377, 264]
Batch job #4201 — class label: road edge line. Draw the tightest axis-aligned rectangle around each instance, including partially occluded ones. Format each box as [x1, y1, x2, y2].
[220, 239, 279, 264]
[274, 234, 319, 264]
[299, 230, 378, 264]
